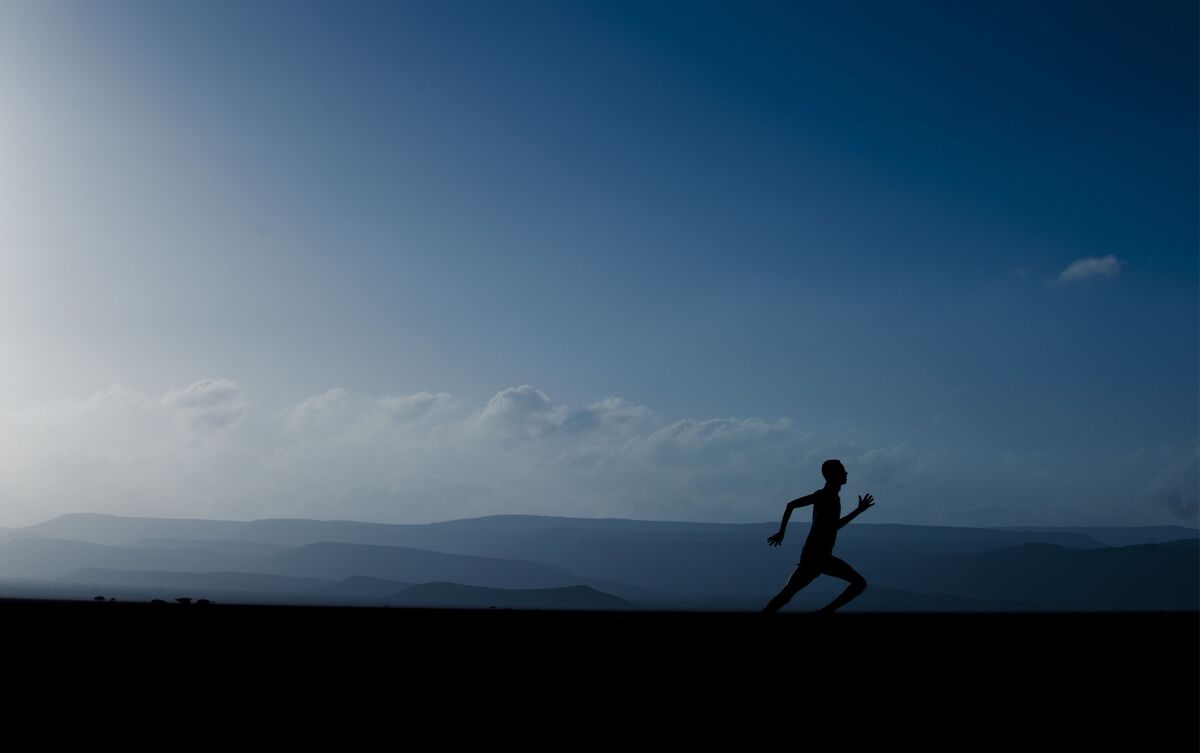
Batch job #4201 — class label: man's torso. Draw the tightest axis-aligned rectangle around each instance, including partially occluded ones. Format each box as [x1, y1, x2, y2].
[802, 488, 840, 560]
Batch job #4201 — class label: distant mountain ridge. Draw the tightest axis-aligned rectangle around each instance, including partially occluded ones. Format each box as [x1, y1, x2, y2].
[15, 512, 1192, 550]
[0, 513, 1195, 611]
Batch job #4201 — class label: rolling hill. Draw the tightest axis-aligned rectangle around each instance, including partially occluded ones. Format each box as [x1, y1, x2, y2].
[391, 582, 633, 610]
[0, 513, 1194, 610]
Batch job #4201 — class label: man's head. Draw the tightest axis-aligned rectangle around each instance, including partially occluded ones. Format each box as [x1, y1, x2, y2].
[821, 459, 847, 486]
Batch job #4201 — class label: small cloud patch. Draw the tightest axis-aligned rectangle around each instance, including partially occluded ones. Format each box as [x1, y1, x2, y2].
[1057, 255, 1123, 283]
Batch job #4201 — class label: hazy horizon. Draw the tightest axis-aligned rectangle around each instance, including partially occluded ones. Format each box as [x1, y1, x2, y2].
[1, 512, 1194, 613]
[0, 1, 1195, 529]
[7, 507, 1200, 532]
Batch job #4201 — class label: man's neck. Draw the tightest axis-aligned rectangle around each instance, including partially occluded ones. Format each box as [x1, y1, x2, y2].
[824, 482, 843, 494]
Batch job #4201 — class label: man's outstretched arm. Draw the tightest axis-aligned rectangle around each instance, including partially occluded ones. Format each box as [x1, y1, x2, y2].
[837, 494, 875, 530]
[767, 494, 816, 546]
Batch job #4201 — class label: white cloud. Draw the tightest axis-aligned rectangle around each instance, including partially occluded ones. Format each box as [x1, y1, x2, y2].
[162, 378, 245, 430]
[475, 385, 553, 439]
[0, 381, 805, 524]
[287, 388, 349, 427]
[474, 385, 648, 442]
[632, 417, 795, 467]
[583, 397, 649, 425]
[377, 391, 452, 422]
[1057, 254, 1123, 283]
[0, 379, 1173, 528]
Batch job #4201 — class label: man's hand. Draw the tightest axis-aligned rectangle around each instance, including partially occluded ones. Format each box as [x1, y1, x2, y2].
[857, 493, 875, 512]
[767, 531, 785, 547]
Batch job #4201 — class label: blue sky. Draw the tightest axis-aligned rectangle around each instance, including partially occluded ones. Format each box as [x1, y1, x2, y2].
[0, 1, 1195, 527]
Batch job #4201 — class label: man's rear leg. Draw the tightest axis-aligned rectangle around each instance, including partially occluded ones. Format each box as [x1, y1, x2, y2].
[763, 563, 818, 613]
[817, 556, 867, 614]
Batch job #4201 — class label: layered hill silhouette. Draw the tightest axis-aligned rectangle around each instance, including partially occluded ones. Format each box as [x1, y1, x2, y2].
[0, 513, 1195, 611]
[905, 539, 1200, 610]
[0, 539, 235, 579]
[392, 582, 632, 610]
[312, 575, 414, 598]
[260, 541, 641, 596]
[59, 567, 331, 604]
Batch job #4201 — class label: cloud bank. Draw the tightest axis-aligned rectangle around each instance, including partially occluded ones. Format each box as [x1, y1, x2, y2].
[0, 379, 1186, 528]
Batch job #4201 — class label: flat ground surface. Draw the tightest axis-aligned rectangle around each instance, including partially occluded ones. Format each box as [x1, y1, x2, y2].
[4, 599, 1195, 746]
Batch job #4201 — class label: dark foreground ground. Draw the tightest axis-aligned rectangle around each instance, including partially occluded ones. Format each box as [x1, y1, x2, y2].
[4, 598, 1195, 746]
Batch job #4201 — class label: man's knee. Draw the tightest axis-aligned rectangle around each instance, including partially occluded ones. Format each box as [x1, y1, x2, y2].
[850, 575, 867, 593]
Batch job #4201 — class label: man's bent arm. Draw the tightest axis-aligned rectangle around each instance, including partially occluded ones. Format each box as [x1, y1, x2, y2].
[836, 508, 864, 530]
[837, 494, 875, 529]
[768, 495, 816, 543]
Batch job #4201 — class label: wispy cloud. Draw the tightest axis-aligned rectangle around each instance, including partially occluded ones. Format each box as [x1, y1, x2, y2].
[377, 391, 452, 422]
[162, 378, 246, 430]
[0, 381, 855, 524]
[1057, 254, 1123, 283]
[473, 385, 647, 442]
[2, 379, 1155, 527]
[1141, 446, 1200, 522]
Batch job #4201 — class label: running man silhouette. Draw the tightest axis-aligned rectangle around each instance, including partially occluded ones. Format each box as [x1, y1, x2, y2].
[763, 459, 874, 613]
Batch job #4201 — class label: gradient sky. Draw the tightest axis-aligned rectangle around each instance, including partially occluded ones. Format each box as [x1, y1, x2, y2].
[0, 1, 1195, 527]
